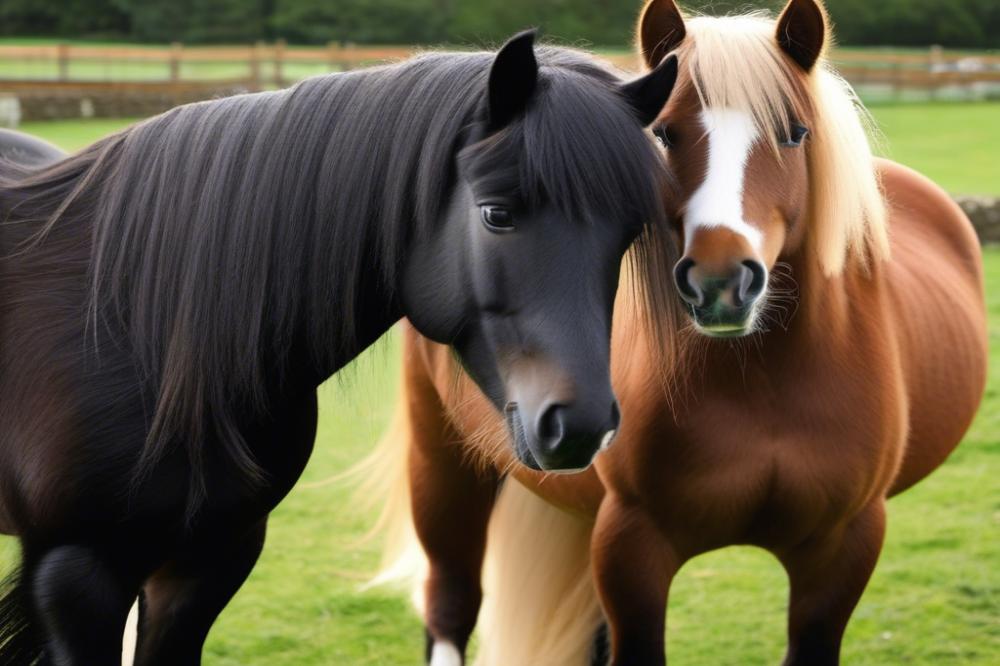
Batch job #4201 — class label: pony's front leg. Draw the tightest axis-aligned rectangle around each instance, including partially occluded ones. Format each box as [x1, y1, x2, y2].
[592, 496, 679, 666]
[409, 421, 498, 665]
[778, 500, 886, 666]
[132, 517, 268, 666]
[29, 544, 143, 666]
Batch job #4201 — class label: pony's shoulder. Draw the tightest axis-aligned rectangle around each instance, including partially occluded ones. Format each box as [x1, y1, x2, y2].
[876, 157, 966, 224]
[876, 157, 981, 271]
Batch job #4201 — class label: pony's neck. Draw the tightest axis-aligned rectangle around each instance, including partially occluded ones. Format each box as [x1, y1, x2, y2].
[298, 246, 404, 388]
[754, 241, 881, 360]
[779, 245, 850, 343]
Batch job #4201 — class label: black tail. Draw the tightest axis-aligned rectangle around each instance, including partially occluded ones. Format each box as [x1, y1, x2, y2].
[0, 568, 43, 665]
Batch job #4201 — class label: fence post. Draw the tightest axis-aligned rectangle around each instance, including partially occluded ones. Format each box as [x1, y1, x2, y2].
[57, 43, 70, 81]
[327, 41, 339, 72]
[343, 42, 355, 71]
[929, 44, 943, 101]
[169, 42, 182, 83]
[274, 39, 286, 88]
[929, 44, 943, 68]
[892, 61, 903, 102]
[250, 41, 263, 91]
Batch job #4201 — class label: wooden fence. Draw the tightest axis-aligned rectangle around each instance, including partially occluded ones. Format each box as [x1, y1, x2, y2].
[833, 47, 1000, 97]
[0, 42, 418, 91]
[1, 42, 998, 96]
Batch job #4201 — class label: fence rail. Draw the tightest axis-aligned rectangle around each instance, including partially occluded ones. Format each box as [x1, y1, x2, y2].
[0, 42, 417, 90]
[1, 42, 998, 96]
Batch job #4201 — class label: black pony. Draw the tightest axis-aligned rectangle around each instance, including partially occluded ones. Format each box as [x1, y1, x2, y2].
[0, 32, 678, 664]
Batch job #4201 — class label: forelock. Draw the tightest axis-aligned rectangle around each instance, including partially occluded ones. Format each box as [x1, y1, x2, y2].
[463, 49, 669, 228]
[678, 14, 813, 150]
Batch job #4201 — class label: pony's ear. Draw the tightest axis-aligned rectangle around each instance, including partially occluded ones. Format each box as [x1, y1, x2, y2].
[637, 0, 686, 70]
[776, 0, 827, 71]
[619, 54, 678, 127]
[487, 30, 539, 129]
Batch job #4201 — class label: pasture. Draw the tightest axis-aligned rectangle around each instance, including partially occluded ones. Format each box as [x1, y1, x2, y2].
[4, 101, 999, 664]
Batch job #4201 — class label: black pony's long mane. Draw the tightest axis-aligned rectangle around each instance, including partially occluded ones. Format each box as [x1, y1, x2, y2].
[0, 47, 673, 511]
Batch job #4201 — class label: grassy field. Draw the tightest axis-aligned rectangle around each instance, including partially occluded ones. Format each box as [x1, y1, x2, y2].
[5, 104, 1000, 664]
[873, 103, 1000, 195]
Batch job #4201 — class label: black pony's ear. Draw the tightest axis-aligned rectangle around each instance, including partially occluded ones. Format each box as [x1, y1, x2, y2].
[487, 30, 539, 129]
[619, 54, 678, 127]
[637, 0, 687, 70]
[776, 0, 827, 71]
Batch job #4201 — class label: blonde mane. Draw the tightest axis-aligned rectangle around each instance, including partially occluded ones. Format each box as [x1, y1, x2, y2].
[674, 13, 889, 275]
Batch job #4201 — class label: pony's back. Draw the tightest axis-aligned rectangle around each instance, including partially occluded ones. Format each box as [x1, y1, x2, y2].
[0, 129, 64, 169]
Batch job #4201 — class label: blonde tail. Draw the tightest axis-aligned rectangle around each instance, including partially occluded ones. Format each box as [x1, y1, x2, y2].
[357, 378, 603, 664]
[352, 381, 428, 612]
[475, 479, 603, 666]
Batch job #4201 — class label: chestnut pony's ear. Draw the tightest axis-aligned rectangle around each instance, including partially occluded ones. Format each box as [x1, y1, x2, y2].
[776, 0, 827, 71]
[619, 54, 679, 127]
[637, 0, 686, 69]
[487, 30, 539, 129]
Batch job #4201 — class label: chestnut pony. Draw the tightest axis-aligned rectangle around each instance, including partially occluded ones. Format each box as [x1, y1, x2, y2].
[366, 1, 987, 665]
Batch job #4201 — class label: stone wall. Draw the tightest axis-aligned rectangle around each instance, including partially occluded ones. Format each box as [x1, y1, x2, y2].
[955, 196, 1000, 245]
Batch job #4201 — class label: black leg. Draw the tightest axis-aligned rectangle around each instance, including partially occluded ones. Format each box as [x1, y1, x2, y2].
[133, 518, 268, 666]
[30, 545, 141, 666]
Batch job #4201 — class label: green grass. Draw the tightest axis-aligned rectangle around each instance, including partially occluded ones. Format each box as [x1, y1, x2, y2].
[5, 109, 1000, 664]
[870, 103, 1000, 196]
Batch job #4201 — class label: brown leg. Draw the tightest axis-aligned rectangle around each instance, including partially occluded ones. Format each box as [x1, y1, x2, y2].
[778, 501, 886, 666]
[407, 379, 499, 664]
[591, 496, 680, 666]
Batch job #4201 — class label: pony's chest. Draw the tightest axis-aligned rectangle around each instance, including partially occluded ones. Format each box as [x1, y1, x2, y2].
[649, 379, 905, 546]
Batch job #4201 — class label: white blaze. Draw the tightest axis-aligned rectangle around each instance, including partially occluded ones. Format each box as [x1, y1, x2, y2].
[683, 108, 763, 252]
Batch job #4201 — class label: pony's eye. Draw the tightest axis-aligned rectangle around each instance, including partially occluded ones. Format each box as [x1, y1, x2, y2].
[781, 123, 809, 147]
[652, 125, 673, 148]
[481, 205, 515, 232]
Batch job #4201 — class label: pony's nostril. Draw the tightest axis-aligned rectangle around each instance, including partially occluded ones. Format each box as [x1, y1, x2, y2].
[536, 403, 565, 442]
[735, 260, 767, 306]
[673, 258, 703, 306]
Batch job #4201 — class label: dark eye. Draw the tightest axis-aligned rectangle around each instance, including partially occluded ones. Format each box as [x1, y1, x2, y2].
[781, 123, 809, 147]
[481, 205, 515, 232]
[652, 125, 673, 148]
